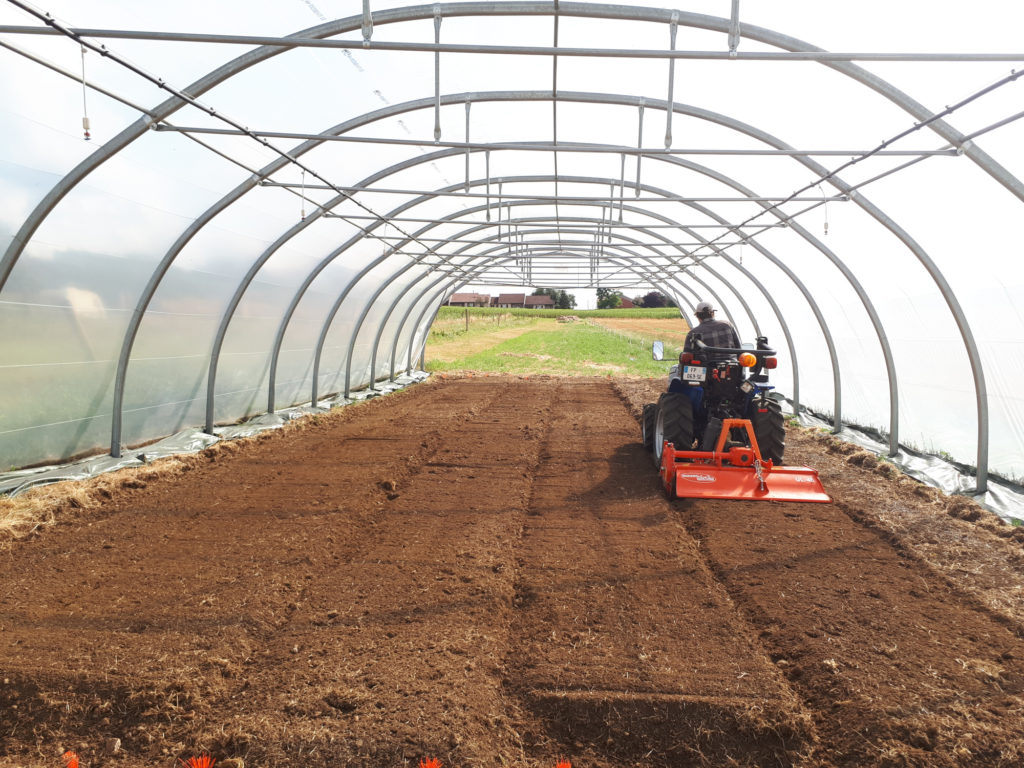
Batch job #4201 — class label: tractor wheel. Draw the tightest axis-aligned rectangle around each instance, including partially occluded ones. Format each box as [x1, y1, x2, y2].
[641, 403, 657, 452]
[654, 392, 694, 465]
[751, 398, 786, 464]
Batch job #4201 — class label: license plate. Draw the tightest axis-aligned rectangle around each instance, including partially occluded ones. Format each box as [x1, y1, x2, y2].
[682, 365, 706, 382]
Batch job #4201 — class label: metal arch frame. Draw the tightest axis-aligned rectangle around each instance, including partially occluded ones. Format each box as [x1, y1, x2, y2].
[311, 190, 759, 402]
[325, 199, 786, 403]
[300, 124, 898, 457]
[370, 213, 748, 387]
[204, 134, 847, 450]
[363, 216, 803, 413]
[360, 230, 699, 396]
[332, 231, 685, 399]
[253, 154, 843, 444]
[140, 92, 915, 470]
[380, 212, 733, 384]
[198, 124, 801, 435]
[189, 116, 854, 462]
[0, 6, 1002, 486]
[208, 129, 853, 448]
[3, 0, 1021, 295]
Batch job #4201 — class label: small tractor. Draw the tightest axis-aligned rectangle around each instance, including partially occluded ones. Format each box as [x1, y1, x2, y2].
[642, 336, 829, 503]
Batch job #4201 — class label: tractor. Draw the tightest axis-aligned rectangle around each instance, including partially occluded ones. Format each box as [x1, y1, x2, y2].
[641, 336, 829, 503]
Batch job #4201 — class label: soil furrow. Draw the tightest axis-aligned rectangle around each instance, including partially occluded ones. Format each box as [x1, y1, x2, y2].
[178, 377, 555, 766]
[502, 379, 812, 767]
[675, 499, 1024, 767]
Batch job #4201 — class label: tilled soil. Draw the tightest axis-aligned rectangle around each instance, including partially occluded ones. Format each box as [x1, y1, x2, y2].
[1, 376, 1022, 768]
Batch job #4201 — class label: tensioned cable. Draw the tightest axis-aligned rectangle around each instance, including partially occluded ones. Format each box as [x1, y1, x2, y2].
[689, 66, 1024, 259]
[0, 36, 351, 224]
[4, 1, 444, 268]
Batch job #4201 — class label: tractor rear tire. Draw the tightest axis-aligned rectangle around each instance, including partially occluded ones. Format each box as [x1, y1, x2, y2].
[641, 403, 656, 452]
[654, 392, 694, 465]
[751, 398, 786, 464]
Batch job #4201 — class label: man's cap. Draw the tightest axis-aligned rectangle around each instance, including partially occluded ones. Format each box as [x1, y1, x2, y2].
[695, 301, 715, 314]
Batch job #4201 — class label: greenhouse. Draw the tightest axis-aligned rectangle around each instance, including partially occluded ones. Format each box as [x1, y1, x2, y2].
[2, 2, 1024, 766]
[2, 1, 1024, 496]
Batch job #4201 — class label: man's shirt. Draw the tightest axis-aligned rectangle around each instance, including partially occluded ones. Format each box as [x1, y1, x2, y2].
[683, 318, 740, 355]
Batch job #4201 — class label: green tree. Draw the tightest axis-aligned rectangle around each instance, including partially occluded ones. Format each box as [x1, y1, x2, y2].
[533, 287, 576, 309]
[596, 288, 624, 309]
[555, 290, 576, 309]
[639, 291, 668, 308]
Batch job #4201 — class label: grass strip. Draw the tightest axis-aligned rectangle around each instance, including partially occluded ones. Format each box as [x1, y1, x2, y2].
[426, 320, 680, 377]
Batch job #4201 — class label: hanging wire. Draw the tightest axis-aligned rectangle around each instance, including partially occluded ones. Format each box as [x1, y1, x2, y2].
[817, 182, 829, 234]
[300, 169, 306, 221]
[79, 45, 90, 140]
[433, 5, 442, 142]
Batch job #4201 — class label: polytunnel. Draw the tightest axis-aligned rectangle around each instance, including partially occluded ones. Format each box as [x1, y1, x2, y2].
[2, 0, 1024, 505]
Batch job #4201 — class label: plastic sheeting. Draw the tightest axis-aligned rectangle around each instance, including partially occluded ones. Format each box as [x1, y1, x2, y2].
[0, 372, 428, 498]
[789, 403, 1024, 525]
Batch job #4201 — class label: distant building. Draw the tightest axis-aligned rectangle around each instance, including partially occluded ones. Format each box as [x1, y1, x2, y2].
[619, 297, 635, 308]
[495, 293, 527, 308]
[447, 292, 491, 307]
[524, 295, 556, 309]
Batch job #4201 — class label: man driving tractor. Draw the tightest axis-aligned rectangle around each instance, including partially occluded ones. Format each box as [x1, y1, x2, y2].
[640, 300, 829, 502]
[655, 299, 783, 461]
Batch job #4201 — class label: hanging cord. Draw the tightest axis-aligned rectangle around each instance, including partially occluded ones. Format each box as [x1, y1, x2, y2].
[79, 44, 90, 140]
[300, 169, 306, 221]
[817, 182, 829, 234]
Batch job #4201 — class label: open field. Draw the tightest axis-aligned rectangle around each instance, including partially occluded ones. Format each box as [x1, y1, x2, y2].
[587, 317, 692, 349]
[426, 313, 689, 377]
[2, 375, 1024, 768]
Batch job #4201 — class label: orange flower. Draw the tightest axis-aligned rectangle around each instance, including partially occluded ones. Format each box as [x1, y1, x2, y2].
[554, 761, 572, 768]
[179, 755, 216, 768]
[62, 752, 79, 768]
[419, 759, 442, 768]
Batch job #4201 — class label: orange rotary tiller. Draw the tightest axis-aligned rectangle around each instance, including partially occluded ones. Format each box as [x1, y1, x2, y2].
[659, 419, 830, 503]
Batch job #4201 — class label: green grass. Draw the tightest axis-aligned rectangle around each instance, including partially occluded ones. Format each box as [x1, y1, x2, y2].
[428, 309, 539, 341]
[426, 320, 679, 377]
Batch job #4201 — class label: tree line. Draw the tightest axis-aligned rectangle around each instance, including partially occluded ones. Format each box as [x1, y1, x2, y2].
[595, 288, 678, 309]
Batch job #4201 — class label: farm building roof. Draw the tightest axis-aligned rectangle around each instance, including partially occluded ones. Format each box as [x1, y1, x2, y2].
[524, 295, 556, 307]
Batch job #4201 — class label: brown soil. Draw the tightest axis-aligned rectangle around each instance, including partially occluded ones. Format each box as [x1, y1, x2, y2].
[2, 376, 1023, 768]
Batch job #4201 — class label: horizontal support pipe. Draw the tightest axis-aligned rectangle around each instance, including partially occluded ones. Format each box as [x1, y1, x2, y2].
[3, 25, 1023, 62]
[368, 236, 749, 247]
[312, 214, 826, 226]
[273, 183, 847, 203]
[154, 126, 953, 156]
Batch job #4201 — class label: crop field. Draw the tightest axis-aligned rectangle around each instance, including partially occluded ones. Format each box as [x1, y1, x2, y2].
[2, 315, 1024, 767]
